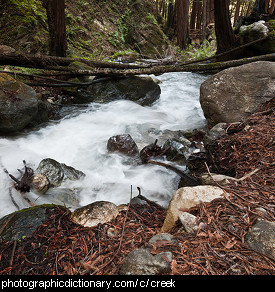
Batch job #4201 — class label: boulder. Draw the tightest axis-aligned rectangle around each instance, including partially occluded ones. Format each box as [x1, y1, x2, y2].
[0, 73, 45, 133]
[245, 219, 275, 260]
[0, 205, 54, 242]
[200, 61, 275, 127]
[119, 248, 172, 275]
[107, 134, 139, 157]
[161, 185, 226, 232]
[239, 20, 275, 54]
[71, 201, 119, 227]
[75, 76, 161, 106]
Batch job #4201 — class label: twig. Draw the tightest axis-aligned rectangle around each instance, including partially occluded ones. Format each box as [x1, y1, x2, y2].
[9, 240, 17, 275]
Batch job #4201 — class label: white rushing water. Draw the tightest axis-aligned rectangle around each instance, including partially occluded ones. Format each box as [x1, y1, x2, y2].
[0, 72, 208, 218]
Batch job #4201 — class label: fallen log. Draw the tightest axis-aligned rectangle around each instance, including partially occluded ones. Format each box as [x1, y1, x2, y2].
[1, 52, 274, 81]
[39, 53, 275, 78]
[0, 52, 149, 70]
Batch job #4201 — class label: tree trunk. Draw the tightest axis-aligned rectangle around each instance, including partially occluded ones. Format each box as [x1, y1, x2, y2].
[269, 0, 275, 14]
[234, 0, 242, 26]
[190, 0, 199, 30]
[202, 0, 207, 40]
[43, 0, 67, 57]
[214, 0, 235, 56]
[176, 0, 190, 49]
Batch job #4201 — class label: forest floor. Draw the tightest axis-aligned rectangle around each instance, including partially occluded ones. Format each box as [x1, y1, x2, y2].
[0, 99, 274, 275]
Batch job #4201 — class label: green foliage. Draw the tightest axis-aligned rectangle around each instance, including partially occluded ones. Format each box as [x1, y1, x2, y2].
[184, 39, 216, 60]
[108, 8, 132, 47]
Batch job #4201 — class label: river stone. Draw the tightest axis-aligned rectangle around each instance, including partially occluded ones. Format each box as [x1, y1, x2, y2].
[75, 76, 161, 106]
[200, 61, 275, 127]
[32, 174, 50, 194]
[107, 134, 139, 157]
[0, 205, 54, 242]
[34, 158, 85, 188]
[161, 185, 226, 232]
[164, 137, 192, 164]
[119, 248, 172, 275]
[71, 201, 119, 227]
[245, 219, 275, 260]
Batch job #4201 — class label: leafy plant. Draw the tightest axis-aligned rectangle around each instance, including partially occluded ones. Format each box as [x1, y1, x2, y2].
[185, 39, 216, 60]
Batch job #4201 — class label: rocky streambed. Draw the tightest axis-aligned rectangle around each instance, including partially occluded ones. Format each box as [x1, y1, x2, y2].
[0, 61, 274, 275]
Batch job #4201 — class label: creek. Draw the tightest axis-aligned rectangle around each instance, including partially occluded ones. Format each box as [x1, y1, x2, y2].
[0, 72, 208, 218]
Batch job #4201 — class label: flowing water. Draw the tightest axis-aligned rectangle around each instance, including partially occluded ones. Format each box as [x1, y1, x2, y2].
[0, 72, 208, 218]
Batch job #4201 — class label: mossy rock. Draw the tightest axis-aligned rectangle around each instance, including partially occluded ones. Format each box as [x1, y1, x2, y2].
[0, 205, 57, 243]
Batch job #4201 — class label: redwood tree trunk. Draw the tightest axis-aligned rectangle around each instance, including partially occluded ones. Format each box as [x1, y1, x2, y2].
[176, 0, 190, 49]
[43, 0, 67, 57]
[214, 0, 235, 55]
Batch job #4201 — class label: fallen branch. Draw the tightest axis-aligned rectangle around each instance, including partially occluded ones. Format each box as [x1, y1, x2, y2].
[147, 159, 198, 186]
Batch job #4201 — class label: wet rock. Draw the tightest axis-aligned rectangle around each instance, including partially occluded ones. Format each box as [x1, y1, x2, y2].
[245, 219, 275, 260]
[0, 73, 42, 133]
[107, 134, 139, 157]
[200, 61, 275, 127]
[119, 248, 172, 275]
[0, 205, 54, 242]
[164, 137, 191, 164]
[0, 73, 57, 133]
[75, 76, 161, 106]
[71, 201, 119, 227]
[161, 186, 226, 232]
[32, 173, 50, 194]
[33, 158, 85, 188]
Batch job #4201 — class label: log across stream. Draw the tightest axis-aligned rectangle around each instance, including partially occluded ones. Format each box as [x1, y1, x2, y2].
[0, 72, 208, 218]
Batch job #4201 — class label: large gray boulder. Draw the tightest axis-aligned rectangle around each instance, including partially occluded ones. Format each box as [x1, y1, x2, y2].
[0, 73, 38, 133]
[0, 73, 51, 133]
[75, 76, 161, 106]
[200, 61, 275, 127]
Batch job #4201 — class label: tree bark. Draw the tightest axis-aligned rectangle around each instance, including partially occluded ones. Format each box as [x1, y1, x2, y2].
[176, 0, 190, 49]
[214, 0, 236, 56]
[190, 0, 199, 30]
[234, 0, 242, 26]
[43, 0, 67, 57]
